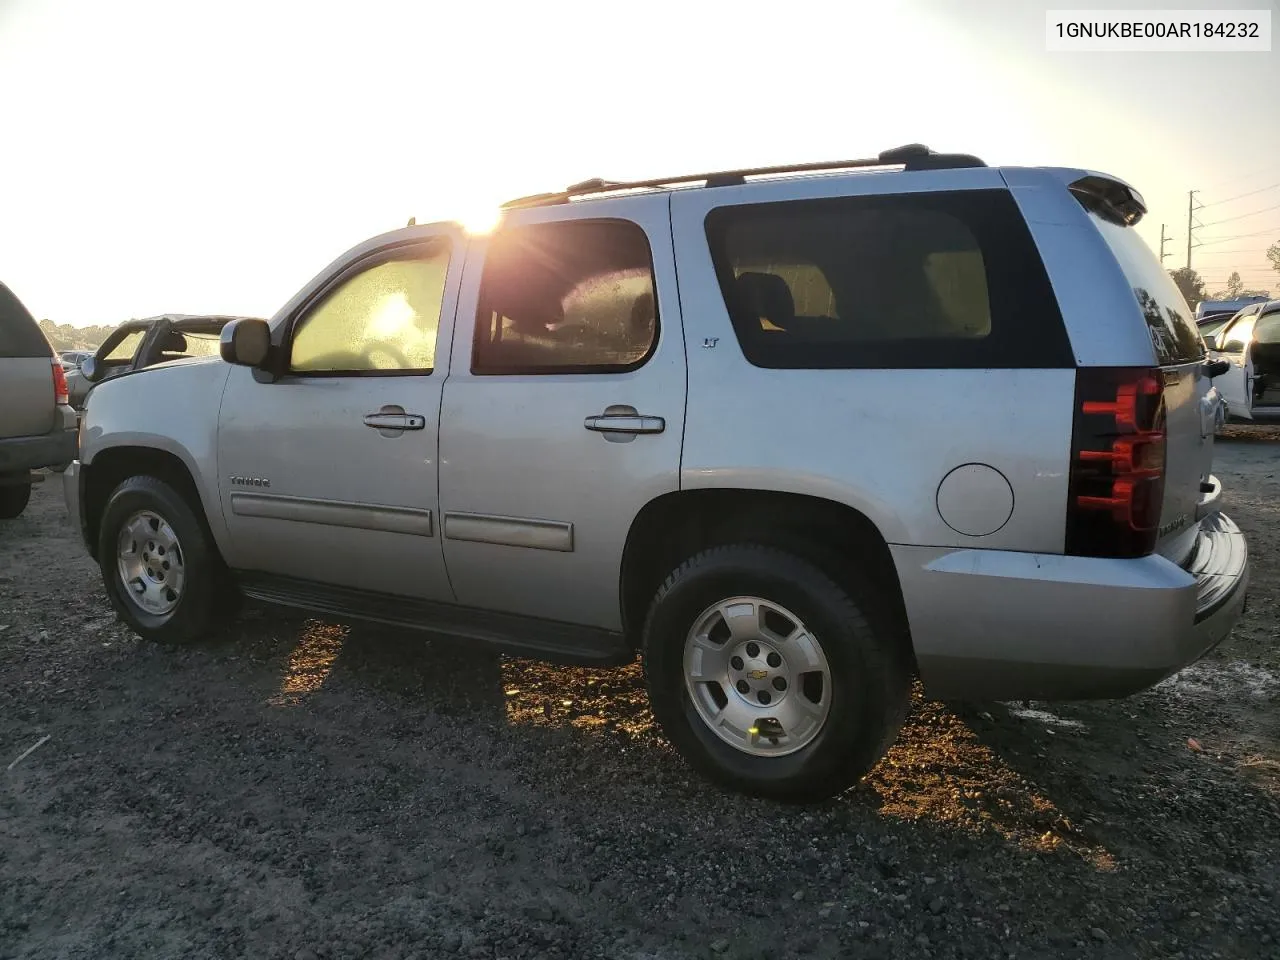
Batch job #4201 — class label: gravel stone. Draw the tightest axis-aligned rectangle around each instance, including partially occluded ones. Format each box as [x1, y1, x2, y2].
[1, 435, 1279, 959]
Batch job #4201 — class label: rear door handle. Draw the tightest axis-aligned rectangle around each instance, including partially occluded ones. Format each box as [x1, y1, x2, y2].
[584, 411, 665, 435]
[364, 407, 426, 431]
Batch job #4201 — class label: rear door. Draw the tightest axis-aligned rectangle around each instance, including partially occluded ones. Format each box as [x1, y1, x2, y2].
[1082, 213, 1215, 562]
[0, 282, 55, 439]
[437, 194, 685, 630]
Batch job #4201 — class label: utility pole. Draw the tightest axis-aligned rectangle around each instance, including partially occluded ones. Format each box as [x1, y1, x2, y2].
[1186, 190, 1199, 269]
[1159, 224, 1172, 263]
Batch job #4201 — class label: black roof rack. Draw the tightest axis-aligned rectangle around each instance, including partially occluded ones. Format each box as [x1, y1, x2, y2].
[500, 144, 986, 209]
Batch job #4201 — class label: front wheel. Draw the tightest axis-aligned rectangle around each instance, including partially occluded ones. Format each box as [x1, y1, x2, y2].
[97, 475, 237, 642]
[642, 544, 911, 803]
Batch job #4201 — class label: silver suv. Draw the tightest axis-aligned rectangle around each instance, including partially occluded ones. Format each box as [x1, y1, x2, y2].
[1, 282, 78, 519]
[64, 145, 1249, 801]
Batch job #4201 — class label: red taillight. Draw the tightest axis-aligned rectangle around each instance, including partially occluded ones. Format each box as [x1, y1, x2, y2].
[1066, 368, 1167, 558]
[51, 358, 69, 406]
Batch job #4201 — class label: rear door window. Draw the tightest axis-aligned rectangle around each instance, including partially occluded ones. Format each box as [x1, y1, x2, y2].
[703, 189, 1073, 369]
[1084, 213, 1205, 365]
[473, 219, 658, 374]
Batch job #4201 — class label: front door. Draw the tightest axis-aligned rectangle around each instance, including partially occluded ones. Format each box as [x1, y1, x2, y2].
[1213, 313, 1256, 419]
[216, 230, 462, 601]
[1251, 310, 1280, 412]
[437, 195, 686, 630]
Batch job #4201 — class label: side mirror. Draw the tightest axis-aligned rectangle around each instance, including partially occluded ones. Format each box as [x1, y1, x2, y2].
[80, 355, 101, 383]
[1217, 339, 1244, 355]
[220, 318, 272, 368]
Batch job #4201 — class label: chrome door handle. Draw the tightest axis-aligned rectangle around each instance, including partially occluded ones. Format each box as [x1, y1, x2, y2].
[584, 413, 665, 435]
[364, 412, 426, 431]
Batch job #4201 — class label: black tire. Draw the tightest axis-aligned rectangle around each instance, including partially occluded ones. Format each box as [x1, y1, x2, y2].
[642, 544, 912, 803]
[0, 478, 33, 519]
[97, 475, 238, 642]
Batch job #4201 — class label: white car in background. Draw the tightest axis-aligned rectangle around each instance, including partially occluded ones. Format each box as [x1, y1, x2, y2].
[1208, 299, 1280, 423]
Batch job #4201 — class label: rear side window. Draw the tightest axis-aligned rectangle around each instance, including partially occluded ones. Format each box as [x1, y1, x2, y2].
[703, 189, 1073, 369]
[0, 283, 52, 358]
[1084, 213, 1205, 365]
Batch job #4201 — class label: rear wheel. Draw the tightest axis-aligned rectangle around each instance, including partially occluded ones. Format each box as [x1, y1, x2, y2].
[0, 475, 32, 519]
[98, 475, 238, 642]
[642, 544, 911, 802]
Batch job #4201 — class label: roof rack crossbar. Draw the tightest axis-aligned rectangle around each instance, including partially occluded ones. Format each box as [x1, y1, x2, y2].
[500, 144, 986, 209]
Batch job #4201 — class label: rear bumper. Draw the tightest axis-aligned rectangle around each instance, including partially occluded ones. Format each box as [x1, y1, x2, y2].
[895, 512, 1249, 701]
[0, 407, 78, 474]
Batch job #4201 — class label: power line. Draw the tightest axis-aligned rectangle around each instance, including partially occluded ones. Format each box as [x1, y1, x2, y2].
[1201, 165, 1280, 191]
[1201, 181, 1280, 207]
[1196, 225, 1280, 246]
[1201, 277, 1278, 282]
[1201, 201, 1280, 228]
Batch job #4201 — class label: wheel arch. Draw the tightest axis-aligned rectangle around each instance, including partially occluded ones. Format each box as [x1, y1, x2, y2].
[82, 442, 224, 561]
[619, 488, 912, 663]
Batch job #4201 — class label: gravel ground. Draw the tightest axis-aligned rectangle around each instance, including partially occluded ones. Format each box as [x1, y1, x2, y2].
[2, 432, 1278, 960]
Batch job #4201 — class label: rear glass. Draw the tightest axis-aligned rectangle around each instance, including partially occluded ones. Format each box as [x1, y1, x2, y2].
[703, 189, 1073, 369]
[0, 283, 52, 358]
[1085, 213, 1205, 365]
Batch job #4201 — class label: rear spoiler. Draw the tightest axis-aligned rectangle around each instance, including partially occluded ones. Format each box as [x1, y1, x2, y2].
[1067, 174, 1147, 226]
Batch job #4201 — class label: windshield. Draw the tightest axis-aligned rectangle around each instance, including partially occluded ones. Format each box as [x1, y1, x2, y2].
[1217, 315, 1257, 353]
[180, 331, 223, 358]
[1199, 316, 1233, 341]
[103, 329, 146, 362]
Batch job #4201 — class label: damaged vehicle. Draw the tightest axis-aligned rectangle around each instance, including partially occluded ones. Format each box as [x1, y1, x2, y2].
[1208, 299, 1280, 423]
[70, 314, 262, 409]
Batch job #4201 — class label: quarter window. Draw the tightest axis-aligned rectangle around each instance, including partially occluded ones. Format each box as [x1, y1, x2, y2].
[290, 244, 451, 374]
[472, 219, 658, 374]
[704, 190, 1072, 369]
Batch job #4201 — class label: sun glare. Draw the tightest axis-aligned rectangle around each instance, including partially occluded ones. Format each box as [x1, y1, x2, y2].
[459, 205, 504, 236]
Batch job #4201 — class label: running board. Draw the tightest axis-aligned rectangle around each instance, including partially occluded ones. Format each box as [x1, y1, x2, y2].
[234, 571, 633, 666]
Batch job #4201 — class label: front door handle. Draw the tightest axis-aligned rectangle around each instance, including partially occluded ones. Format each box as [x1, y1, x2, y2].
[364, 405, 426, 431]
[584, 409, 665, 435]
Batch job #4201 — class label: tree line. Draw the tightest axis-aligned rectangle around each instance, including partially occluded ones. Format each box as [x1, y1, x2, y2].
[37, 319, 118, 352]
[1170, 241, 1279, 308]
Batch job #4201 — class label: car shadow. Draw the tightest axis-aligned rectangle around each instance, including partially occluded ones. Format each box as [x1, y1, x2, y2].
[230, 605, 1232, 870]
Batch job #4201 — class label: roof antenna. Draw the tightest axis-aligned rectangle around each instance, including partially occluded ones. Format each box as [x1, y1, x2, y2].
[406, 216, 416, 226]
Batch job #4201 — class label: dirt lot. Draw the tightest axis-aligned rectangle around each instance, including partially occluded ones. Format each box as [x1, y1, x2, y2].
[2, 433, 1278, 960]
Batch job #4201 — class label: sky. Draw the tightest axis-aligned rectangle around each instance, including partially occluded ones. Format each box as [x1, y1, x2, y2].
[0, 0, 1276, 326]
